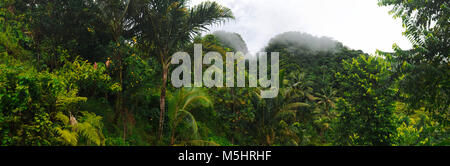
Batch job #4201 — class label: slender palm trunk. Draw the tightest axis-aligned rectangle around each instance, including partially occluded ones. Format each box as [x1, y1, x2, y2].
[170, 116, 177, 145]
[158, 65, 168, 142]
[170, 102, 179, 145]
[118, 49, 126, 142]
[170, 127, 176, 145]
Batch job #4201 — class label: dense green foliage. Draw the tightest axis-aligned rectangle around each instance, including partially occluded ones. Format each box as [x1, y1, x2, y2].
[0, 0, 448, 146]
[334, 56, 397, 145]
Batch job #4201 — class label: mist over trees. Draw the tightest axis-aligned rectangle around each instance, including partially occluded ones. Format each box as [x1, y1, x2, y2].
[0, 0, 448, 146]
[266, 31, 339, 54]
[213, 31, 249, 54]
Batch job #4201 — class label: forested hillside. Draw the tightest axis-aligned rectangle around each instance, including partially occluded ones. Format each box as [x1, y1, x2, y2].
[0, 0, 448, 146]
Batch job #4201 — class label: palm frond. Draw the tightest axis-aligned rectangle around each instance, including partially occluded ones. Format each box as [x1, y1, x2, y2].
[178, 109, 199, 136]
[187, 1, 234, 39]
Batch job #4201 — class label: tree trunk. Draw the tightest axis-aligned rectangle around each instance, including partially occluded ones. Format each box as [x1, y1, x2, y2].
[117, 49, 126, 142]
[158, 65, 168, 142]
[170, 122, 176, 145]
[170, 107, 179, 145]
[120, 57, 125, 142]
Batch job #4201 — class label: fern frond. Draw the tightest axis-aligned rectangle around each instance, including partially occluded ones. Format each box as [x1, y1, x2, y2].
[55, 127, 78, 146]
[55, 112, 69, 125]
[76, 122, 102, 146]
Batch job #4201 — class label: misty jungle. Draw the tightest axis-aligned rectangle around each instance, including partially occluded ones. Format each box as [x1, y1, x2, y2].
[0, 0, 448, 146]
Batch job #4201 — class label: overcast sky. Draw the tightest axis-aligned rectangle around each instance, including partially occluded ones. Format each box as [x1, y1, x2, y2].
[190, 0, 412, 55]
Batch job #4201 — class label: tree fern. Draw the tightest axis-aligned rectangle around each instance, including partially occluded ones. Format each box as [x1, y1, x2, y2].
[55, 127, 78, 146]
[54, 111, 105, 146]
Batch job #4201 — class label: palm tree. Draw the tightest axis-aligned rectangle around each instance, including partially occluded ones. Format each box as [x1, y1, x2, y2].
[291, 73, 316, 101]
[251, 86, 310, 145]
[168, 88, 211, 145]
[95, 0, 144, 142]
[138, 0, 234, 141]
[250, 67, 311, 145]
[315, 88, 337, 116]
[283, 63, 316, 101]
[313, 87, 337, 142]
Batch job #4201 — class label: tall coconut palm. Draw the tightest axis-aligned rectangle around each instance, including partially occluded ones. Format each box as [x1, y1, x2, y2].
[138, 0, 234, 141]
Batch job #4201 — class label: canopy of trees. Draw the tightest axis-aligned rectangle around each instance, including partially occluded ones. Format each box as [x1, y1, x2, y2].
[0, 0, 448, 146]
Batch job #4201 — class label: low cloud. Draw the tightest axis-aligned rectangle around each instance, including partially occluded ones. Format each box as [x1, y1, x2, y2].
[213, 31, 249, 54]
[191, 0, 412, 54]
